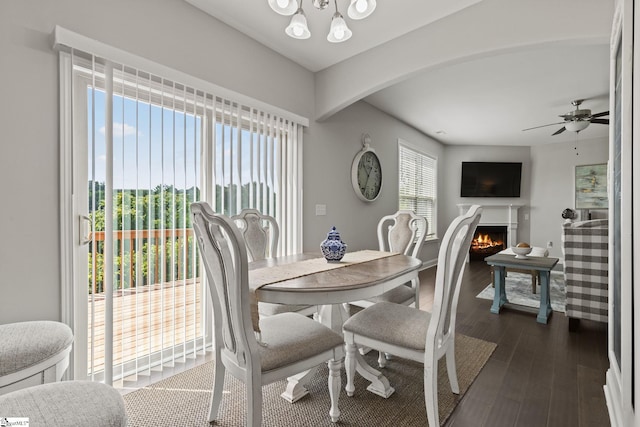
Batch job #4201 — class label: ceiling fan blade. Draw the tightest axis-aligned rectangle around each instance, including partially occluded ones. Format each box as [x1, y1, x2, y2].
[590, 118, 609, 125]
[590, 111, 609, 118]
[522, 121, 566, 131]
[552, 127, 566, 136]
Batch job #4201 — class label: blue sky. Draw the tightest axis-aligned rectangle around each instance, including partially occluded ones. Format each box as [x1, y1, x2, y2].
[89, 89, 200, 190]
[88, 89, 278, 193]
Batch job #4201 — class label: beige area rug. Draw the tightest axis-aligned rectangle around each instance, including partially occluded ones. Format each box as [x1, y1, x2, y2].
[123, 334, 496, 426]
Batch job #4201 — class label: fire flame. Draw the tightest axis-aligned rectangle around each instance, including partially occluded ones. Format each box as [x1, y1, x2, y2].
[471, 233, 504, 250]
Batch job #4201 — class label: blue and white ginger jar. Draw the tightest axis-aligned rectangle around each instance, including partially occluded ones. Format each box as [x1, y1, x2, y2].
[320, 226, 347, 263]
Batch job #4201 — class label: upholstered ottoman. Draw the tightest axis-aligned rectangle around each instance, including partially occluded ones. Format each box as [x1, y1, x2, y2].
[0, 381, 127, 426]
[0, 321, 73, 395]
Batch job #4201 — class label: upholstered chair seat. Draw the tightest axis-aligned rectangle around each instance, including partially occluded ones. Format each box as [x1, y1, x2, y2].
[0, 381, 127, 427]
[345, 302, 431, 351]
[258, 302, 318, 317]
[365, 285, 416, 306]
[0, 320, 73, 395]
[257, 313, 344, 372]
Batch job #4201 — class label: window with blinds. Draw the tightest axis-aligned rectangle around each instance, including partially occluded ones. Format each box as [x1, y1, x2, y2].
[57, 28, 305, 385]
[398, 140, 437, 239]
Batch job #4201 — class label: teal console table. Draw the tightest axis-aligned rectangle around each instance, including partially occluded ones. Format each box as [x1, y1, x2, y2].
[485, 253, 560, 324]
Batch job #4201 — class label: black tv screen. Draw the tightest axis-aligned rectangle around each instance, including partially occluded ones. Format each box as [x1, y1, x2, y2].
[460, 162, 522, 197]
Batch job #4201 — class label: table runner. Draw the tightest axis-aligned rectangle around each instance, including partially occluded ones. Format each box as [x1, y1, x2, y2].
[250, 250, 397, 333]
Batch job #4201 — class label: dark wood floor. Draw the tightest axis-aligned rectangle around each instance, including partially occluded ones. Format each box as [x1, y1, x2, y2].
[418, 261, 610, 427]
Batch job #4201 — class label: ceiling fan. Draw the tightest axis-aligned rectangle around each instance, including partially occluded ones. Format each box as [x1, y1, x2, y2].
[522, 99, 609, 135]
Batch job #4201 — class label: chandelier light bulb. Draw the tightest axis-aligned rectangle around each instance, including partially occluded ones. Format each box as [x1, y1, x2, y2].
[347, 0, 376, 20]
[285, 8, 311, 39]
[327, 13, 352, 43]
[268, 0, 297, 16]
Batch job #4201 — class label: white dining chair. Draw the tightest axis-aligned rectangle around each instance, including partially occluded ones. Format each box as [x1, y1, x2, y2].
[192, 202, 344, 426]
[349, 210, 427, 367]
[351, 210, 427, 310]
[342, 205, 482, 427]
[231, 208, 317, 318]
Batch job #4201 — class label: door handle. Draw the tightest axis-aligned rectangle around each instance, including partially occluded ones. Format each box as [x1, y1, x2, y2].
[79, 215, 92, 245]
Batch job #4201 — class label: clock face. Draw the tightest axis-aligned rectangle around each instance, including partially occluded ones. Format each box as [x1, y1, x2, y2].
[356, 151, 382, 201]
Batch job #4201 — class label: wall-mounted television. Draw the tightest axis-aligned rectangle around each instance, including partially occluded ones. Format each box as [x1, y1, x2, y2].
[460, 162, 522, 197]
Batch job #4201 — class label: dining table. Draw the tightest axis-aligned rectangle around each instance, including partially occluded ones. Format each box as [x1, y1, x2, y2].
[249, 250, 422, 402]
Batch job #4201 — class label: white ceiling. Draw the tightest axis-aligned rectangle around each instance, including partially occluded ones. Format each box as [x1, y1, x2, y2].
[185, 0, 482, 71]
[185, 0, 612, 147]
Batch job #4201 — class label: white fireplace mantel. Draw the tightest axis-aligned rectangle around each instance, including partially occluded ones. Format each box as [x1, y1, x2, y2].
[457, 204, 523, 247]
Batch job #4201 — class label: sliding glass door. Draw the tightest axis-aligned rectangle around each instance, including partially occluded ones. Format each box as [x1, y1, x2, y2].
[70, 56, 206, 383]
[58, 32, 305, 385]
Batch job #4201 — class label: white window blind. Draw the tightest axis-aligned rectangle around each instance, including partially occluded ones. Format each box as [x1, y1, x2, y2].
[57, 30, 305, 385]
[398, 140, 437, 239]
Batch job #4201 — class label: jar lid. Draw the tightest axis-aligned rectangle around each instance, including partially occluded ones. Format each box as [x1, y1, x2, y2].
[327, 226, 341, 240]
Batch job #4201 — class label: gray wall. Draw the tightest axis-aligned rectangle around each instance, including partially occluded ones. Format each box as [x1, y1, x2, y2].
[305, 101, 443, 266]
[530, 136, 609, 259]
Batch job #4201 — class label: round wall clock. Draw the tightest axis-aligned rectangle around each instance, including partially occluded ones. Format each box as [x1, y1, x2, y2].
[351, 134, 382, 202]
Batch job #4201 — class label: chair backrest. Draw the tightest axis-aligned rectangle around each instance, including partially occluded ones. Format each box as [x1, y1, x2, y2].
[231, 209, 280, 261]
[426, 205, 482, 357]
[377, 210, 428, 257]
[191, 202, 261, 374]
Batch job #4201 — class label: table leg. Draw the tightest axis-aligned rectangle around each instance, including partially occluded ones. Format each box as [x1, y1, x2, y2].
[537, 270, 553, 324]
[281, 368, 317, 402]
[490, 266, 508, 314]
[282, 303, 351, 402]
[318, 304, 349, 334]
[322, 303, 395, 398]
[354, 351, 395, 398]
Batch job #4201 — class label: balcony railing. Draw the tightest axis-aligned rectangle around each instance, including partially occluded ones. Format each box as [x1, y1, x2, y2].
[87, 228, 205, 378]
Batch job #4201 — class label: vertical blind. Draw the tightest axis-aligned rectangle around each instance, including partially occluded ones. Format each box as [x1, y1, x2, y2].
[59, 41, 305, 384]
[398, 141, 437, 238]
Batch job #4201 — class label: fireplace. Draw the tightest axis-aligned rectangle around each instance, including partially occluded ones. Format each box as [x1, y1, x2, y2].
[458, 204, 523, 261]
[469, 225, 507, 260]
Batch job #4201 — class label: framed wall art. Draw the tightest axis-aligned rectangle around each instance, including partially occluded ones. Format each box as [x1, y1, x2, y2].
[574, 163, 608, 209]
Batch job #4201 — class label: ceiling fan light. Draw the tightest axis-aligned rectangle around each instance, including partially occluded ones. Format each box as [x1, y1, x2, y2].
[285, 8, 310, 39]
[347, 0, 376, 19]
[565, 120, 589, 132]
[327, 13, 352, 43]
[268, 0, 298, 16]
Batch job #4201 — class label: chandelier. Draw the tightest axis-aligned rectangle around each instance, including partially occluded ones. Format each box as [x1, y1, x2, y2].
[267, 0, 377, 43]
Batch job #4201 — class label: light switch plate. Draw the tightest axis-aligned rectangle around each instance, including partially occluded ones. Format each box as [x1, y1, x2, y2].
[315, 204, 326, 216]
